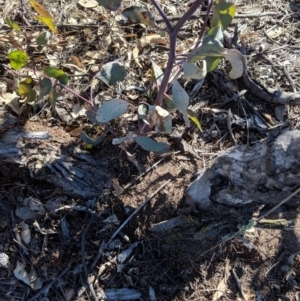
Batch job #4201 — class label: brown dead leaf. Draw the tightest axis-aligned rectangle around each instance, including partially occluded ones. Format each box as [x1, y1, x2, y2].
[140, 34, 167, 48]
[69, 55, 85, 70]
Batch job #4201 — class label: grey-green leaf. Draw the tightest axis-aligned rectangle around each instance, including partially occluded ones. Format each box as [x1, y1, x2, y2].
[97, 62, 126, 86]
[135, 136, 170, 154]
[36, 31, 51, 46]
[172, 80, 190, 127]
[38, 77, 52, 101]
[96, 99, 129, 123]
[80, 131, 105, 146]
[183, 62, 207, 79]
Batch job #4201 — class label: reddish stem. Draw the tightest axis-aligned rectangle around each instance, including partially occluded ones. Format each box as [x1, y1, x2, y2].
[154, 0, 206, 106]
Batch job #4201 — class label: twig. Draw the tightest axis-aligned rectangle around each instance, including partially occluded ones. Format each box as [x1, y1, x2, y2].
[239, 99, 250, 147]
[257, 186, 300, 222]
[89, 241, 106, 273]
[81, 217, 94, 279]
[231, 269, 248, 301]
[122, 151, 180, 191]
[108, 179, 171, 243]
[282, 66, 297, 93]
[27, 265, 71, 301]
[263, 28, 300, 49]
[219, 90, 247, 107]
[227, 108, 237, 146]
[242, 71, 300, 105]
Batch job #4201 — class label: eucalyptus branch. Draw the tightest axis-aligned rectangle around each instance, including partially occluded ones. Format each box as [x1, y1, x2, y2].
[155, 0, 206, 106]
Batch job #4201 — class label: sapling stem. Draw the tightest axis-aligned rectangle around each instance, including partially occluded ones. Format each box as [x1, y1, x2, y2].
[154, 0, 206, 106]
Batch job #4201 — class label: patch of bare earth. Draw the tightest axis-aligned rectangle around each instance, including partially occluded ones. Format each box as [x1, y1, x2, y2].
[0, 0, 300, 300]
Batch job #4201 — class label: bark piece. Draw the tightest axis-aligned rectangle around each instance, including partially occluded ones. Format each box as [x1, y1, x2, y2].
[184, 129, 300, 212]
[0, 122, 111, 199]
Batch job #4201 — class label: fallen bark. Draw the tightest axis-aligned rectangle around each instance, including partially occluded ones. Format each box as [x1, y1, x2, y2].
[0, 109, 111, 199]
[184, 129, 300, 212]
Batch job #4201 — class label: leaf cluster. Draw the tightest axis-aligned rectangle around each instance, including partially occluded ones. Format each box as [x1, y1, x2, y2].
[6, 0, 245, 171]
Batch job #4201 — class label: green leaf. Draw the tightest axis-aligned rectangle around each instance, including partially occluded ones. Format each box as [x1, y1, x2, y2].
[38, 77, 52, 100]
[183, 62, 207, 79]
[49, 87, 57, 112]
[43, 66, 68, 84]
[97, 62, 126, 86]
[17, 77, 36, 103]
[135, 136, 170, 154]
[36, 31, 51, 45]
[96, 0, 121, 11]
[187, 109, 202, 132]
[205, 56, 221, 72]
[96, 99, 129, 123]
[18, 79, 37, 103]
[80, 131, 105, 146]
[188, 43, 223, 63]
[5, 17, 21, 31]
[8, 50, 28, 70]
[172, 80, 190, 127]
[211, 0, 236, 30]
[29, 0, 58, 33]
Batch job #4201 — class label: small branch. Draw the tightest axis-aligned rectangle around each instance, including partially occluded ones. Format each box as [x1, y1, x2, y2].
[257, 187, 300, 222]
[231, 269, 248, 301]
[195, 0, 213, 48]
[150, 0, 172, 32]
[242, 71, 300, 105]
[55, 82, 93, 106]
[156, 11, 279, 22]
[27, 265, 71, 301]
[108, 179, 171, 243]
[174, 0, 205, 33]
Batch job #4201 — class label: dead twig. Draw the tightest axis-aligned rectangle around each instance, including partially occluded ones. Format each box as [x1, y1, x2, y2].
[80, 216, 98, 301]
[282, 65, 297, 93]
[227, 108, 237, 146]
[108, 179, 171, 243]
[231, 268, 248, 301]
[257, 186, 300, 222]
[27, 265, 71, 301]
[123, 151, 180, 191]
[242, 71, 300, 105]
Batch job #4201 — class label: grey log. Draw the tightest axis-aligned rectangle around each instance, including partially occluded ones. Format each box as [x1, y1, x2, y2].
[184, 129, 300, 212]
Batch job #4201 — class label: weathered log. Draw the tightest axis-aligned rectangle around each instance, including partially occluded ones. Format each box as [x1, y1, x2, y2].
[0, 108, 111, 199]
[184, 129, 300, 212]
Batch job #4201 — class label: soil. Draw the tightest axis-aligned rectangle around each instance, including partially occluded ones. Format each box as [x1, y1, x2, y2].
[1, 0, 300, 300]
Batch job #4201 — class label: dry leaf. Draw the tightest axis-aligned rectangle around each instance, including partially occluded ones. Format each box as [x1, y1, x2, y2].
[78, 0, 98, 8]
[140, 34, 166, 48]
